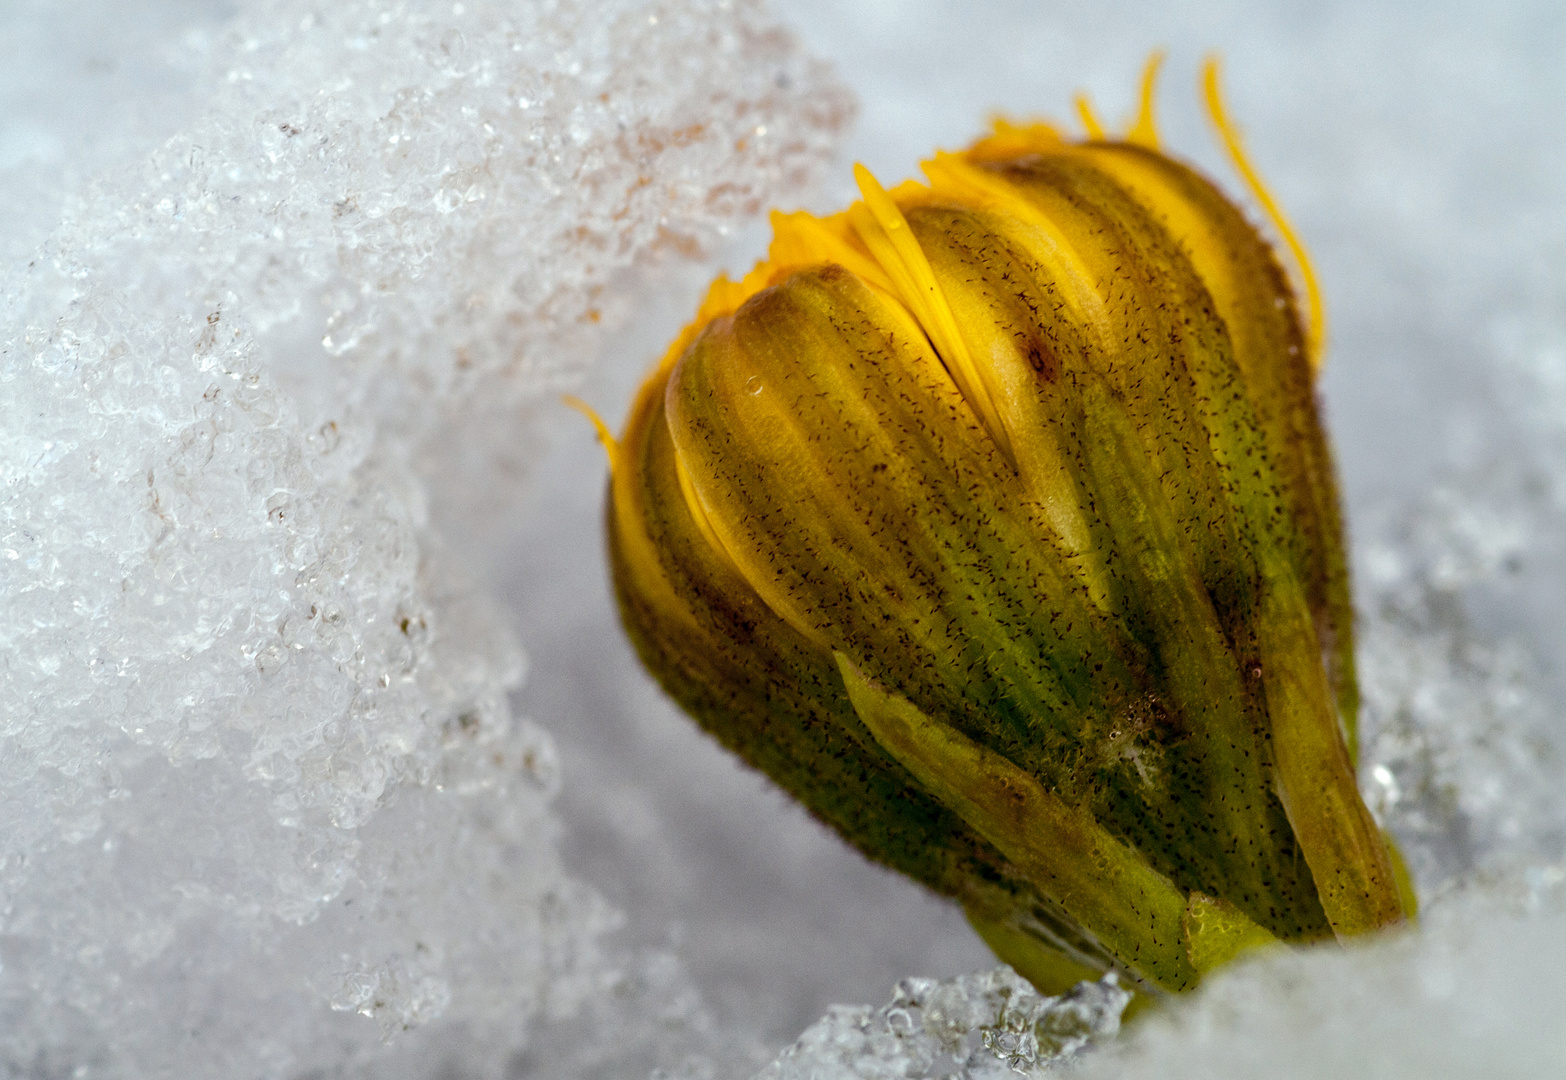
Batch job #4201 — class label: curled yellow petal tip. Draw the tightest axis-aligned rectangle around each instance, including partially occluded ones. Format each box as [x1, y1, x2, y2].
[1126, 49, 1166, 148]
[562, 393, 619, 473]
[1202, 54, 1327, 368]
[1073, 91, 1107, 139]
[1075, 48, 1164, 148]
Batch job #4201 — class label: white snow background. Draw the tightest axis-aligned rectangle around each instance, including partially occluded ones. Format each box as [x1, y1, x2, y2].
[4, 1, 1566, 1077]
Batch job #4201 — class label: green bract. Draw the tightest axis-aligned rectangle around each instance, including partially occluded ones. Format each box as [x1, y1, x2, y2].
[597, 61, 1412, 1000]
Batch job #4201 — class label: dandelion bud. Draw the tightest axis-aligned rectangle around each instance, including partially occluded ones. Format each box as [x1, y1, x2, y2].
[596, 58, 1411, 998]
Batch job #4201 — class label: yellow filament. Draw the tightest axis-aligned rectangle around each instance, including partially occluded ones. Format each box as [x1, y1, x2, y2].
[563, 394, 619, 473]
[849, 163, 1013, 461]
[1126, 50, 1165, 147]
[1201, 56, 1326, 369]
[1073, 93, 1107, 139]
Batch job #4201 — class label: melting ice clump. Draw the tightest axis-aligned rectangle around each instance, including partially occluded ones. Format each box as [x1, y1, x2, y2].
[0, 1, 848, 1076]
[755, 968, 1130, 1080]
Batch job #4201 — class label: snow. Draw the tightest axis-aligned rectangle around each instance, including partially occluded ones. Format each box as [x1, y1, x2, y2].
[4, 0, 1565, 1077]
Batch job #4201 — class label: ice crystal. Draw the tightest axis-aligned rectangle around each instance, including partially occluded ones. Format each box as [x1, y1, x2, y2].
[753, 968, 1129, 1080]
[0, 0, 848, 1075]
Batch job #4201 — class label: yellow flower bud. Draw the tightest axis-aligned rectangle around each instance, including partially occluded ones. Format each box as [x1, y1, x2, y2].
[596, 57, 1411, 1000]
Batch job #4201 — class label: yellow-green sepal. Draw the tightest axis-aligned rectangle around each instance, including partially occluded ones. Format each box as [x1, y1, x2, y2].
[1384, 829, 1419, 923]
[1182, 892, 1280, 975]
[834, 651, 1200, 992]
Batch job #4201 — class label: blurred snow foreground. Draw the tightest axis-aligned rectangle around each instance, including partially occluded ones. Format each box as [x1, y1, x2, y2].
[0, 0, 851, 1075]
[7, 1, 1566, 1078]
